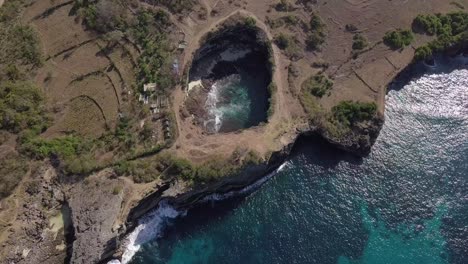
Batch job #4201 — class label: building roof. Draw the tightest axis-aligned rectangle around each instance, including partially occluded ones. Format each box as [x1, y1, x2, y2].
[143, 83, 157, 92]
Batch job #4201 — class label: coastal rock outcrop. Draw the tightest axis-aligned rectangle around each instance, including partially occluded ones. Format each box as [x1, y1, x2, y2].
[67, 171, 125, 264]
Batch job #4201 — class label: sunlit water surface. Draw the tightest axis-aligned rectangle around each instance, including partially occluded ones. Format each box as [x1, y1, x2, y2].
[127, 57, 468, 264]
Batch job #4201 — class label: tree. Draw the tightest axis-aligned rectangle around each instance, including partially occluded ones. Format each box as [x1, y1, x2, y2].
[274, 33, 290, 50]
[383, 29, 414, 49]
[414, 45, 433, 61]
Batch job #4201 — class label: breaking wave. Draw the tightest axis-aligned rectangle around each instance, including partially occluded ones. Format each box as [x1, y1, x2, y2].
[204, 74, 243, 133]
[109, 162, 289, 264]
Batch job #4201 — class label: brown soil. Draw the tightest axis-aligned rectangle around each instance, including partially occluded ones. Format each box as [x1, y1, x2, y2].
[1, 0, 466, 262]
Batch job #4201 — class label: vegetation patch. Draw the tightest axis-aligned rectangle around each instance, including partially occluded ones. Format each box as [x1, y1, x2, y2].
[267, 82, 277, 118]
[151, 0, 197, 14]
[131, 10, 175, 91]
[302, 74, 333, 98]
[306, 12, 327, 51]
[412, 12, 468, 61]
[345, 24, 358, 32]
[352, 34, 368, 50]
[266, 15, 301, 29]
[0, 24, 43, 67]
[19, 135, 97, 175]
[383, 29, 414, 49]
[275, 0, 294, 12]
[330, 101, 377, 128]
[0, 81, 49, 134]
[274, 33, 302, 59]
[115, 149, 263, 184]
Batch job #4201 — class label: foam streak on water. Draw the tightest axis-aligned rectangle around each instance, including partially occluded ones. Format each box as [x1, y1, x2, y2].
[111, 201, 183, 264]
[110, 162, 289, 264]
[204, 74, 242, 133]
[129, 57, 468, 264]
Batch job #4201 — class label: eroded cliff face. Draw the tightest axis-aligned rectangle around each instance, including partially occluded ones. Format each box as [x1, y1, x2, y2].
[67, 171, 125, 264]
[106, 136, 296, 263]
[319, 115, 385, 157]
[184, 23, 273, 133]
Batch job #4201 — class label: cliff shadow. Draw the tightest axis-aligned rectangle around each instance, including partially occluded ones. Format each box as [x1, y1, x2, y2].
[388, 54, 468, 93]
[290, 134, 364, 168]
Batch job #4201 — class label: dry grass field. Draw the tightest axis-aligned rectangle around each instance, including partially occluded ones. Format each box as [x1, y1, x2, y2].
[0, 0, 467, 262]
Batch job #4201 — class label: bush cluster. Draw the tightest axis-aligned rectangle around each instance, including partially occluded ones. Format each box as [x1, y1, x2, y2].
[302, 74, 333, 98]
[275, 0, 293, 12]
[0, 16, 43, 67]
[331, 101, 377, 127]
[274, 33, 291, 50]
[352, 34, 368, 50]
[267, 82, 277, 118]
[306, 13, 326, 50]
[132, 10, 175, 92]
[152, 0, 197, 14]
[412, 12, 468, 61]
[383, 29, 414, 49]
[266, 15, 300, 29]
[274, 33, 301, 59]
[20, 135, 97, 175]
[0, 81, 49, 134]
[115, 153, 240, 184]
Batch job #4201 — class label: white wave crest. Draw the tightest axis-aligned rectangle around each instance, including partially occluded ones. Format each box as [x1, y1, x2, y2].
[202, 161, 290, 202]
[204, 74, 242, 132]
[109, 162, 290, 264]
[111, 201, 184, 264]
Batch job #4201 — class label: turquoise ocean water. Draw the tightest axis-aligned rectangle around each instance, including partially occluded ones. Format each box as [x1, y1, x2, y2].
[125, 57, 468, 264]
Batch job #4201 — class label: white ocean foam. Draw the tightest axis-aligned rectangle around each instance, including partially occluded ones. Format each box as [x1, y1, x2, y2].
[204, 74, 242, 132]
[110, 161, 290, 264]
[202, 161, 290, 202]
[111, 201, 184, 264]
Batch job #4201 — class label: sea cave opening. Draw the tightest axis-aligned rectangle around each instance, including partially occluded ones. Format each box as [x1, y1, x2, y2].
[185, 23, 273, 133]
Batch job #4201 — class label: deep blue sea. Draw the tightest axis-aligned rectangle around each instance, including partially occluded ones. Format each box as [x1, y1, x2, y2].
[122, 57, 468, 264]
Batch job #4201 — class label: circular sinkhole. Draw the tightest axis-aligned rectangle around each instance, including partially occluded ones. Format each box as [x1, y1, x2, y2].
[186, 23, 273, 133]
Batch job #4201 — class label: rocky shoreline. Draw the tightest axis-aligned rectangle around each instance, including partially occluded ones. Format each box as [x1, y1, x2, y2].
[56, 46, 468, 264]
[100, 114, 385, 263]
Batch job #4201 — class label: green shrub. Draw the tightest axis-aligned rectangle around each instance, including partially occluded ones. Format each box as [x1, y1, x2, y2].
[306, 13, 326, 51]
[345, 24, 358, 32]
[275, 0, 291, 12]
[19, 135, 91, 160]
[81, 4, 98, 29]
[274, 33, 291, 50]
[244, 17, 256, 28]
[413, 14, 442, 35]
[0, 24, 43, 67]
[0, 81, 49, 134]
[152, 0, 196, 14]
[412, 12, 468, 61]
[331, 101, 377, 127]
[414, 45, 433, 61]
[112, 186, 122, 195]
[306, 31, 326, 50]
[383, 29, 414, 49]
[132, 10, 174, 91]
[302, 74, 333, 98]
[0, 0, 22, 22]
[283, 15, 299, 26]
[352, 34, 368, 50]
[267, 82, 277, 118]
